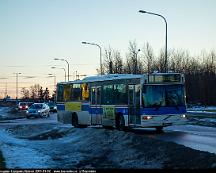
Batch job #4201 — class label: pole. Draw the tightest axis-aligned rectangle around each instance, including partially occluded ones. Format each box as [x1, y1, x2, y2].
[53, 58, 70, 81]
[82, 42, 103, 75]
[63, 59, 70, 82]
[139, 10, 168, 72]
[15, 73, 21, 99]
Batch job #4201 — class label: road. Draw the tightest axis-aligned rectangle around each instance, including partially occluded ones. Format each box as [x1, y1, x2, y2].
[1, 110, 216, 155]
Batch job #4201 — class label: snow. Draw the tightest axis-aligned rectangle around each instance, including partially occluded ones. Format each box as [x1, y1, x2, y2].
[0, 130, 51, 168]
[1, 106, 216, 169]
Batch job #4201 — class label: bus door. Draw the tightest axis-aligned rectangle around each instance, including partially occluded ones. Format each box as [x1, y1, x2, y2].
[90, 86, 102, 125]
[128, 84, 141, 125]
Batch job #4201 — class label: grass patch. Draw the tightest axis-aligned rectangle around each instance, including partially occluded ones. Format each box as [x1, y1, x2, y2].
[0, 150, 6, 169]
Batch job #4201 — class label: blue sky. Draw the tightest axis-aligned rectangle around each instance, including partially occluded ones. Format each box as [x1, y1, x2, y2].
[0, 0, 216, 98]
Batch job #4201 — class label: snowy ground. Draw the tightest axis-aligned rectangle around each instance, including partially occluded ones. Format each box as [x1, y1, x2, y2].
[1, 106, 216, 169]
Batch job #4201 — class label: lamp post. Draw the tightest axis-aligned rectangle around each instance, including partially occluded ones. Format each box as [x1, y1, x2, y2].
[48, 74, 56, 91]
[0, 77, 8, 98]
[51, 66, 66, 82]
[134, 49, 141, 74]
[54, 58, 70, 81]
[14, 73, 21, 99]
[139, 10, 168, 72]
[82, 41, 103, 75]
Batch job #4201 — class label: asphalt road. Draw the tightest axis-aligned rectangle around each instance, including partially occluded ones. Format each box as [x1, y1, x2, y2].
[132, 125, 216, 154]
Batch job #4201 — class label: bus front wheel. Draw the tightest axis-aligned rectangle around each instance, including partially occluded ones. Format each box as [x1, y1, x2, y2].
[155, 126, 163, 133]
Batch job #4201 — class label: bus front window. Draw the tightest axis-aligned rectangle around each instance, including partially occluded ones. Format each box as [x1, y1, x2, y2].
[142, 85, 185, 108]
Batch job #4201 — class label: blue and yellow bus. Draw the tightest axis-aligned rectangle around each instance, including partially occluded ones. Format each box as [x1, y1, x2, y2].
[56, 73, 187, 131]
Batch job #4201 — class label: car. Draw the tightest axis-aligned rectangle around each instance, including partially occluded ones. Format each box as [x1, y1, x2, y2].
[46, 102, 57, 113]
[26, 103, 50, 119]
[18, 102, 29, 111]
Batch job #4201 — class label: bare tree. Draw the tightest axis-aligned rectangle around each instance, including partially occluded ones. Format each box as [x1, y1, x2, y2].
[30, 84, 41, 100]
[103, 47, 123, 74]
[125, 40, 143, 74]
[20, 87, 30, 99]
[142, 42, 155, 73]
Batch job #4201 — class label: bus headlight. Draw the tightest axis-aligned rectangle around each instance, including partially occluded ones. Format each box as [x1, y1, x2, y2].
[181, 114, 186, 118]
[142, 116, 153, 120]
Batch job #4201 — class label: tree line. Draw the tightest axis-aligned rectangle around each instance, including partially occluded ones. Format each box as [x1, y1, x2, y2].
[101, 40, 216, 106]
[20, 84, 56, 102]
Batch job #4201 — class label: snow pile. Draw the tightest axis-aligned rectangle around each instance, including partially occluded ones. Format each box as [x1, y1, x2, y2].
[0, 130, 52, 169]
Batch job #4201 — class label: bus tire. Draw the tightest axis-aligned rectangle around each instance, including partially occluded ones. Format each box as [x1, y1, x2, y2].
[116, 115, 126, 131]
[72, 113, 79, 127]
[155, 126, 163, 133]
[102, 125, 113, 130]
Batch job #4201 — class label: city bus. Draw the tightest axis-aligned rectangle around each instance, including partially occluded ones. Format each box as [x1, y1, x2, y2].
[56, 73, 187, 131]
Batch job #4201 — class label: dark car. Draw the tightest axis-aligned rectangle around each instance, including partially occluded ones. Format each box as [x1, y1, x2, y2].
[46, 102, 57, 113]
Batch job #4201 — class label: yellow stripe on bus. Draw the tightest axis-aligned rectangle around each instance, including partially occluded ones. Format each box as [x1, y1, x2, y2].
[65, 102, 81, 111]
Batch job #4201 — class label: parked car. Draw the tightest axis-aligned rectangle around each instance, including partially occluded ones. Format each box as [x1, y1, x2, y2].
[26, 103, 50, 118]
[46, 102, 57, 113]
[18, 102, 29, 111]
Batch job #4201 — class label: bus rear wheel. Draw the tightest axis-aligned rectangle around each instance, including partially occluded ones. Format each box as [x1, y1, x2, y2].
[116, 115, 126, 131]
[72, 114, 79, 127]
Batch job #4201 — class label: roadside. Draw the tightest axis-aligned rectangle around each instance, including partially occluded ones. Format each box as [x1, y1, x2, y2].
[1, 105, 216, 169]
[1, 122, 216, 169]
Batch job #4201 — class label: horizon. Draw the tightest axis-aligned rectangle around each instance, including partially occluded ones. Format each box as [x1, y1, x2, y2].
[0, 0, 216, 98]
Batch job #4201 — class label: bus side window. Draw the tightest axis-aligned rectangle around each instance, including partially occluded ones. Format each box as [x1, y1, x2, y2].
[57, 84, 64, 102]
[71, 84, 82, 101]
[97, 87, 101, 105]
[64, 85, 72, 102]
[91, 88, 96, 105]
[82, 83, 89, 101]
[102, 85, 113, 105]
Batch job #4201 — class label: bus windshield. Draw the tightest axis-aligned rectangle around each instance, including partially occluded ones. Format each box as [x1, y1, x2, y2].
[142, 84, 185, 108]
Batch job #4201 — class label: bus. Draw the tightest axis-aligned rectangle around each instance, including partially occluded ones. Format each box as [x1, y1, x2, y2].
[56, 73, 187, 131]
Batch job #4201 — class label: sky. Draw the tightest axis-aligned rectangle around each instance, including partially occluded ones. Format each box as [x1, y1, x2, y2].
[0, 0, 216, 98]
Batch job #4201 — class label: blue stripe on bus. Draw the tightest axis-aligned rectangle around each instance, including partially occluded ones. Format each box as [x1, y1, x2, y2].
[82, 104, 90, 111]
[57, 104, 65, 111]
[141, 106, 186, 115]
[90, 107, 103, 114]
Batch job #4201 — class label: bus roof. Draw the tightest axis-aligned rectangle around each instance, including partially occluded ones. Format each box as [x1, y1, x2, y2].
[58, 74, 144, 85]
[57, 73, 182, 85]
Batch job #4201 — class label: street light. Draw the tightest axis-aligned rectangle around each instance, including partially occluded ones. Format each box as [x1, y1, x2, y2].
[0, 77, 8, 98]
[48, 74, 56, 91]
[139, 10, 168, 72]
[51, 66, 66, 82]
[54, 58, 70, 81]
[134, 49, 141, 74]
[14, 72, 21, 99]
[82, 41, 103, 75]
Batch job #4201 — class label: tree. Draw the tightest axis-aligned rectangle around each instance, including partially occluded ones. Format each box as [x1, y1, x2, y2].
[20, 87, 30, 100]
[30, 84, 41, 100]
[44, 87, 50, 101]
[142, 42, 155, 73]
[103, 47, 123, 74]
[38, 87, 44, 101]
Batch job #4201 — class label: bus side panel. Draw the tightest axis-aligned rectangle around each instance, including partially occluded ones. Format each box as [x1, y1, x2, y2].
[77, 111, 91, 125]
[90, 107, 102, 125]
